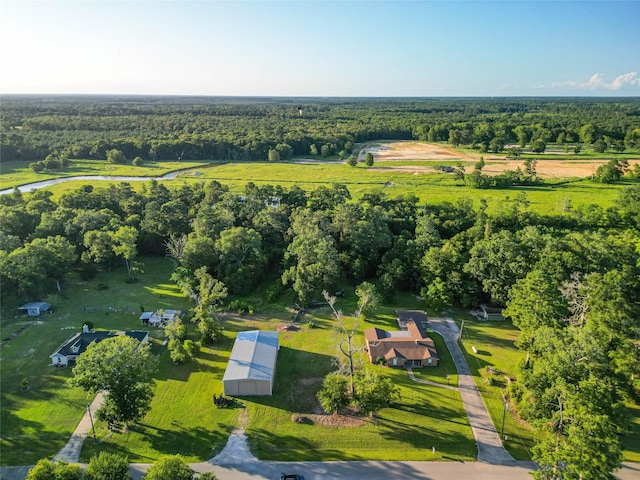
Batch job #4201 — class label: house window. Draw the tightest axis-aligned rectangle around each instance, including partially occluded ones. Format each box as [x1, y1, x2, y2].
[392, 358, 398, 366]
[427, 358, 432, 365]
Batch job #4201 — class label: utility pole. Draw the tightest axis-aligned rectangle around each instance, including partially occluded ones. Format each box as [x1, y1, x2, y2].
[87, 403, 97, 442]
[501, 401, 509, 439]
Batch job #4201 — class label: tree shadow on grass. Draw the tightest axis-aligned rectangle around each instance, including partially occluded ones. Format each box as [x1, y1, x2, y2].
[374, 413, 476, 459]
[81, 422, 235, 462]
[153, 345, 226, 383]
[247, 427, 356, 461]
[0, 410, 66, 466]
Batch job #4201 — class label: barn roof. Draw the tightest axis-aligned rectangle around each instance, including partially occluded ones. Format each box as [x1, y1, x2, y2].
[222, 330, 279, 382]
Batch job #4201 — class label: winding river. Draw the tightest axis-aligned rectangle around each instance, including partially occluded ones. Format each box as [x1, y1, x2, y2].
[0, 169, 192, 195]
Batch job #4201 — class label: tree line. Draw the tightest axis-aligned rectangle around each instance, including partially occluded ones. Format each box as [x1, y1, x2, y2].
[2, 96, 640, 164]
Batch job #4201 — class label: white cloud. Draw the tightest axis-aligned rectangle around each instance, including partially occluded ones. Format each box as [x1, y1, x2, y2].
[551, 80, 578, 88]
[551, 72, 640, 91]
[610, 72, 640, 90]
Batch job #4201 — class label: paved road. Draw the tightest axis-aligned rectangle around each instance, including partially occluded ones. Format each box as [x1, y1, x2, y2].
[427, 317, 515, 465]
[5, 462, 640, 480]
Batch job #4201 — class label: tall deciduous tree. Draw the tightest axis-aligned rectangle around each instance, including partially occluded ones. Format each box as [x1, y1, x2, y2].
[324, 282, 378, 396]
[282, 209, 339, 305]
[111, 225, 140, 281]
[71, 335, 157, 428]
[215, 227, 265, 294]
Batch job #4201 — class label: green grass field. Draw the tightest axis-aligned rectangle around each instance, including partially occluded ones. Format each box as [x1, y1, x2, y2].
[0, 257, 193, 465]
[3, 140, 639, 215]
[26, 160, 635, 217]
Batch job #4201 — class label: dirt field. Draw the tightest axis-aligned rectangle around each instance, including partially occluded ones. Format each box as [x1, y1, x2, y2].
[363, 141, 639, 178]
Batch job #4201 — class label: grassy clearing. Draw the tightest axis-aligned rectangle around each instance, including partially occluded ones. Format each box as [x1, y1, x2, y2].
[79, 334, 239, 463]
[34, 161, 633, 216]
[244, 294, 476, 461]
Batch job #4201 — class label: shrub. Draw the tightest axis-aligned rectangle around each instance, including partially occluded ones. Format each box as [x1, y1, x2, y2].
[265, 282, 285, 303]
[29, 161, 45, 173]
[26, 459, 83, 480]
[143, 455, 193, 480]
[317, 373, 350, 414]
[183, 339, 200, 357]
[95, 283, 109, 291]
[197, 473, 218, 480]
[86, 452, 131, 480]
[227, 299, 254, 315]
[132, 156, 144, 166]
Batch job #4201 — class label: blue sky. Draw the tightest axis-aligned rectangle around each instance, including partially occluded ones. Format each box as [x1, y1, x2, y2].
[1, 0, 639, 96]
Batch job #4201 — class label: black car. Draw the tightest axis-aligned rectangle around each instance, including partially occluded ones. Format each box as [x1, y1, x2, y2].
[280, 475, 304, 480]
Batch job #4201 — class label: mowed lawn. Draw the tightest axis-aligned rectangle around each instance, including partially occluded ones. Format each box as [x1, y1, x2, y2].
[0, 257, 194, 465]
[243, 298, 476, 462]
[2, 256, 635, 465]
[455, 313, 640, 462]
[455, 315, 535, 460]
[0, 263, 477, 464]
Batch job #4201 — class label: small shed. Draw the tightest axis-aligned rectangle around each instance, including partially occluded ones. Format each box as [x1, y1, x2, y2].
[222, 330, 279, 396]
[140, 309, 182, 326]
[18, 302, 52, 317]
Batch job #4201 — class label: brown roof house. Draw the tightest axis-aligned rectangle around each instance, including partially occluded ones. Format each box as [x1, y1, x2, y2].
[365, 320, 438, 368]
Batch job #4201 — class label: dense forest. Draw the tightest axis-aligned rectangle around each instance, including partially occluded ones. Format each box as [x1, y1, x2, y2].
[1, 96, 639, 479]
[2, 96, 640, 164]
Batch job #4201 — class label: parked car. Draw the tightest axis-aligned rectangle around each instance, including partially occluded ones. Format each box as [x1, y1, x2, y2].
[280, 474, 304, 480]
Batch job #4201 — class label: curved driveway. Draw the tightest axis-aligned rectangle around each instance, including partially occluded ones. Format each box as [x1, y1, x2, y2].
[426, 317, 515, 464]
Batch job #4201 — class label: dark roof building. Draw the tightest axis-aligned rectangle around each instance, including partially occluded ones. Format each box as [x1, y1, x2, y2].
[50, 330, 149, 366]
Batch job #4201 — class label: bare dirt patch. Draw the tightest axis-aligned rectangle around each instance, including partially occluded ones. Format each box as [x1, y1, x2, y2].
[307, 412, 367, 427]
[364, 141, 640, 178]
[277, 322, 300, 333]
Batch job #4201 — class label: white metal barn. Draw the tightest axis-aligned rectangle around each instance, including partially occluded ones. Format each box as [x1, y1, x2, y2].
[222, 330, 279, 396]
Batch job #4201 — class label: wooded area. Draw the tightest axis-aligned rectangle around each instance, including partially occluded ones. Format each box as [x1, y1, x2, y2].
[1, 96, 639, 478]
[2, 96, 640, 164]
